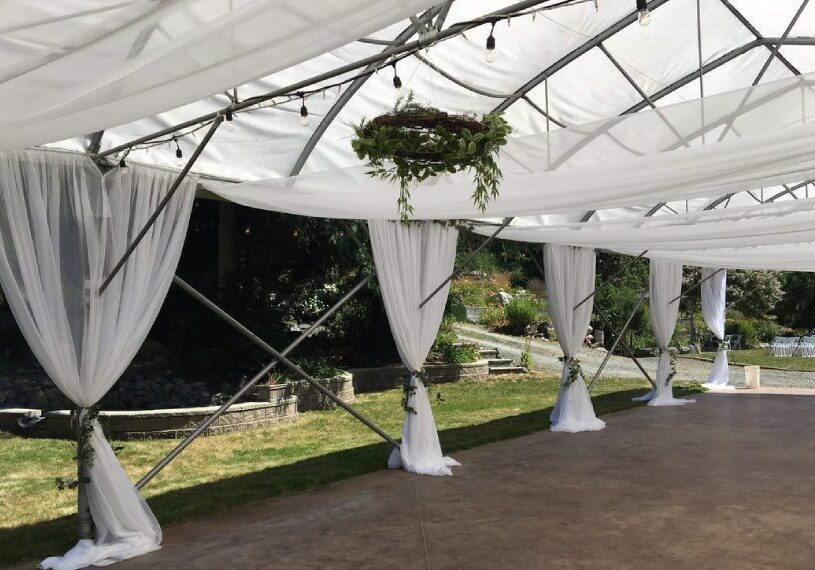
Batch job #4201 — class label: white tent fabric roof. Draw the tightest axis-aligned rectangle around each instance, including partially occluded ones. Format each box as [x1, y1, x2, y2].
[0, 0, 438, 152]
[4, 0, 815, 269]
[475, 199, 815, 251]
[205, 70, 815, 219]
[36, 0, 815, 185]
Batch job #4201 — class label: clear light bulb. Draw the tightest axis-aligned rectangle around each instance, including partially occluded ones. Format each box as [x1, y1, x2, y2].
[638, 8, 650, 26]
[300, 114, 311, 127]
[485, 49, 496, 64]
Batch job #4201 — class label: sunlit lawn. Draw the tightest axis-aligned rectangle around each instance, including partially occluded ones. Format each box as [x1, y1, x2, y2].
[694, 348, 815, 371]
[0, 374, 702, 567]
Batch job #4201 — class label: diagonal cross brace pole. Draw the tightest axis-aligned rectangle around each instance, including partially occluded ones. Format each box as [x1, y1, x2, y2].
[418, 217, 514, 309]
[527, 248, 654, 390]
[573, 250, 648, 311]
[135, 272, 394, 490]
[99, 116, 223, 294]
[587, 292, 649, 393]
[591, 304, 655, 389]
[669, 267, 724, 304]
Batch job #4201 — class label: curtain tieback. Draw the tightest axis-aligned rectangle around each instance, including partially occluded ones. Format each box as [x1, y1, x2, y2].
[717, 338, 728, 352]
[558, 356, 582, 387]
[659, 348, 677, 386]
[401, 371, 418, 415]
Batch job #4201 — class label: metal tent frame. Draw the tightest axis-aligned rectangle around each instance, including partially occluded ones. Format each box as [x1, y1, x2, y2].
[60, 0, 815, 546]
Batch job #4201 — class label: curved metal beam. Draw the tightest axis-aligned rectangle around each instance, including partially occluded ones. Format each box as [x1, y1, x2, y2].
[413, 52, 511, 98]
[719, 0, 800, 75]
[622, 37, 815, 115]
[492, 0, 672, 114]
[289, 9, 438, 176]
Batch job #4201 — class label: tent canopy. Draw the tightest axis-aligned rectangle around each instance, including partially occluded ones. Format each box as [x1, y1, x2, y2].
[3, 0, 815, 268]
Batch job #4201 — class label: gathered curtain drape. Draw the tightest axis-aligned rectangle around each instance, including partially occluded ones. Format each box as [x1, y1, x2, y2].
[543, 244, 605, 432]
[0, 150, 195, 569]
[701, 268, 730, 389]
[368, 220, 460, 476]
[634, 259, 695, 407]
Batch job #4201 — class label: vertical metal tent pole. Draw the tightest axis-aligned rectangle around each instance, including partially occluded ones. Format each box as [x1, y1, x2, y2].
[135, 272, 395, 490]
[75, 408, 93, 539]
[696, 0, 706, 143]
[418, 217, 514, 309]
[587, 292, 648, 392]
[99, 116, 223, 294]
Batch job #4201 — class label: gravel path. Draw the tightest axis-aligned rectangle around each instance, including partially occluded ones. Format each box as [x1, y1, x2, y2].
[455, 323, 815, 389]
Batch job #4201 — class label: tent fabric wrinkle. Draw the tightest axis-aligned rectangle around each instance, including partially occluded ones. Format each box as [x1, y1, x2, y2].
[701, 268, 731, 389]
[368, 220, 460, 476]
[0, 150, 195, 569]
[543, 244, 605, 433]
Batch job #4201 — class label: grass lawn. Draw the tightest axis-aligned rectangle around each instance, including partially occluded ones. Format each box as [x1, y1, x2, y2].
[0, 374, 702, 567]
[692, 348, 815, 371]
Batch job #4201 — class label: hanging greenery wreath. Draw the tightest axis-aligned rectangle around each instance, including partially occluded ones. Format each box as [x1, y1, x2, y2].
[351, 93, 511, 222]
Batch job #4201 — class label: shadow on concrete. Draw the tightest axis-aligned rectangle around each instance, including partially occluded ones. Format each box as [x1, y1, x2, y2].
[2, 386, 691, 568]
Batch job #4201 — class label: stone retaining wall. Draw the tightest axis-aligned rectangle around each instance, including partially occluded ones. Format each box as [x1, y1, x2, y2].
[351, 360, 489, 393]
[290, 373, 355, 411]
[0, 398, 298, 440]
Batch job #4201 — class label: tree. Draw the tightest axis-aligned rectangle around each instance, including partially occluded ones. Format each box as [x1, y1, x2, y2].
[776, 272, 815, 330]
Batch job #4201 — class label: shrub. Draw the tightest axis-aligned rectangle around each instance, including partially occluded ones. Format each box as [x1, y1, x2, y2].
[520, 336, 533, 371]
[753, 319, 779, 343]
[725, 318, 756, 348]
[479, 306, 507, 330]
[504, 297, 541, 335]
[445, 291, 468, 321]
[725, 317, 779, 348]
[268, 357, 345, 384]
[508, 269, 529, 289]
[431, 322, 479, 364]
[449, 277, 502, 307]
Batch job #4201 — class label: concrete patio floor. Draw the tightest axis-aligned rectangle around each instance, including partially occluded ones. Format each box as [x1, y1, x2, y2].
[112, 393, 815, 569]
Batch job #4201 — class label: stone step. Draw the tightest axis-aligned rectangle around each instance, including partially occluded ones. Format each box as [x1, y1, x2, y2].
[487, 358, 513, 366]
[479, 348, 500, 359]
[489, 365, 527, 375]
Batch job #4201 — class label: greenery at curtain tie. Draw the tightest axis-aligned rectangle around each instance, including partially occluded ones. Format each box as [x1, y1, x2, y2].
[717, 338, 728, 353]
[558, 356, 583, 387]
[351, 93, 511, 222]
[661, 349, 678, 387]
[401, 372, 418, 415]
[55, 405, 100, 490]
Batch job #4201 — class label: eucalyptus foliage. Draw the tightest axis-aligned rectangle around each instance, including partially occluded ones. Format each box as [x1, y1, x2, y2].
[352, 94, 511, 222]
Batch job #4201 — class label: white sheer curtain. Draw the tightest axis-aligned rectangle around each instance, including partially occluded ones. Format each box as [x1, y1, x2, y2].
[543, 244, 605, 432]
[634, 259, 695, 407]
[0, 150, 195, 569]
[701, 268, 730, 389]
[368, 220, 460, 476]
